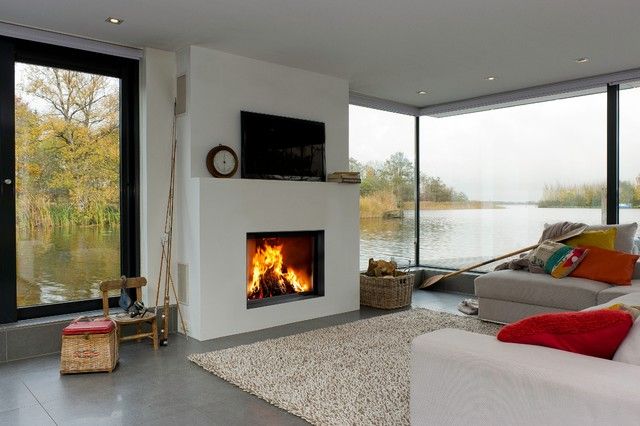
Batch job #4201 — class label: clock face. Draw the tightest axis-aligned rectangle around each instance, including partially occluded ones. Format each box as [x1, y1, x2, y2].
[213, 149, 235, 175]
[206, 145, 238, 178]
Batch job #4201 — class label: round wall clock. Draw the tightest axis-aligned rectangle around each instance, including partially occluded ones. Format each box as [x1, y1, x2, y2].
[206, 145, 239, 178]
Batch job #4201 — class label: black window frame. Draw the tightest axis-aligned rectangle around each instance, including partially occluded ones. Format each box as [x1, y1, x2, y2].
[0, 36, 139, 323]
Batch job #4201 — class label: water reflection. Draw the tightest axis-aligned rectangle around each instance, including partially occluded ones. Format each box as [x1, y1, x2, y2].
[360, 205, 640, 271]
[17, 226, 120, 307]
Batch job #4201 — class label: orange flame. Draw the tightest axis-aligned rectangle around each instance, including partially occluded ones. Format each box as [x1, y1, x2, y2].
[247, 241, 312, 299]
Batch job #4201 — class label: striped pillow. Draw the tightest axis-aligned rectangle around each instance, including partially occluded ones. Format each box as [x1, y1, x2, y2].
[529, 240, 589, 278]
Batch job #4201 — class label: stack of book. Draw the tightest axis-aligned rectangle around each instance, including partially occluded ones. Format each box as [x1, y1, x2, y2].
[327, 171, 361, 183]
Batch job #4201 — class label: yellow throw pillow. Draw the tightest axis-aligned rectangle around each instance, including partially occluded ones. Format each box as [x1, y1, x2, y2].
[565, 228, 617, 250]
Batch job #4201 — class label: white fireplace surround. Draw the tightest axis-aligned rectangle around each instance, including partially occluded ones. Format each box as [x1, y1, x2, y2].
[168, 46, 359, 341]
[183, 178, 359, 340]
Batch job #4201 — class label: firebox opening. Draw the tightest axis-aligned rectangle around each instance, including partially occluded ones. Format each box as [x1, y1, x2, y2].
[246, 230, 324, 308]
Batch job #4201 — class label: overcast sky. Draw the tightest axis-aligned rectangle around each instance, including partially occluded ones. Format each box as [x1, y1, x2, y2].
[350, 91, 640, 202]
[15, 62, 118, 114]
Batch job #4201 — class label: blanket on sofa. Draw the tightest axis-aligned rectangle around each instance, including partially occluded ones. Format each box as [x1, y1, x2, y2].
[494, 221, 587, 273]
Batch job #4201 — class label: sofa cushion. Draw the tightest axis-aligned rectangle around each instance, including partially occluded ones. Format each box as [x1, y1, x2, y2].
[478, 298, 567, 324]
[613, 317, 640, 366]
[584, 291, 640, 310]
[411, 329, 640, 425]
[597, 280, 640, 304]
[583, 292, 640, 366]
[475, 270, 609, 311]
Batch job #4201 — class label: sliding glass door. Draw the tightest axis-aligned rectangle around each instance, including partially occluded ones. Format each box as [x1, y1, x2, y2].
[0, 37, 138, 322]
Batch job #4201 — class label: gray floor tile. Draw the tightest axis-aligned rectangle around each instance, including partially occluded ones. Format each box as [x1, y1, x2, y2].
[0, 377, 38, 413]
[413, 289, 468, 315]
[196, 394, 308, 426]
[1, 290, 466, 425]
[0, 404, 55, 426]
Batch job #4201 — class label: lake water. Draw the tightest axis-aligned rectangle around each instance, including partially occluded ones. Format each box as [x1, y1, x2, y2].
[360, 204, 640, 271]
[17, 226, 120, 307]
[13, 206, 640, 306]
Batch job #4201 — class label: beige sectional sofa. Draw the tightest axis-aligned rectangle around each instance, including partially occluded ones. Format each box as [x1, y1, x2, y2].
[410, 293, 640, 425]
[475, 263, 640, 323]
[474, 222, 640, 323]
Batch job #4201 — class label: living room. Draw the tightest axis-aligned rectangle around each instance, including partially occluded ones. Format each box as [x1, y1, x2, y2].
[1, 1, 640, 425]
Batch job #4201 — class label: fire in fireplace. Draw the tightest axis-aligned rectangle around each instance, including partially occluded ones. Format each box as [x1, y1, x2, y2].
[246, 231, 324, 308]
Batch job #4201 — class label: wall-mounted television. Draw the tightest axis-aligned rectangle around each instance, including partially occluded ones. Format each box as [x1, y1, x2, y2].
[241, 111, 326, 181]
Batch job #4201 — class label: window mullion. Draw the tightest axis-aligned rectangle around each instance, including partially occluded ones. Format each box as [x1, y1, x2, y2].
[414, 116, 420, 266]
[607, 84, 620, 224]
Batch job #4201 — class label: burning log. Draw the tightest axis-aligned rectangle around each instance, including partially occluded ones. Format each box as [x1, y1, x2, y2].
[247, 239, 312, 300]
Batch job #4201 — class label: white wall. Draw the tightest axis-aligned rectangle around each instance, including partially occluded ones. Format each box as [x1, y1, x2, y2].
[143, 45, 358, 340]
[174, 47, 203, 336]
[139, 48, 176, 304]
[188, 46, 349, 178]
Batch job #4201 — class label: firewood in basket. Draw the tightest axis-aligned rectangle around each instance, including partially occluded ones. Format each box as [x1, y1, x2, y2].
[365, 258, 398, 277]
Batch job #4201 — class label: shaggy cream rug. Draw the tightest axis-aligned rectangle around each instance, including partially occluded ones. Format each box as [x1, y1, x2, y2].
[188, 309, 500, 425]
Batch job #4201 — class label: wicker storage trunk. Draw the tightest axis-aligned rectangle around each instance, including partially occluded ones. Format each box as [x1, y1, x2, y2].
[60, 320, 118, 374]
[360, 271, 414, 309]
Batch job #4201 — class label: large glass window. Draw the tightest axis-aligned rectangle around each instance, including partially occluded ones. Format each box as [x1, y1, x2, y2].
[15, 63, 121, 307]
[0, 37, 138, 323]
[418, 93, 607, 270]
[620, 84, 640, 251]
[349, 105, 415, 270]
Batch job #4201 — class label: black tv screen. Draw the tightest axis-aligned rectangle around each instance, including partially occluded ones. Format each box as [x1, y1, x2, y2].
[241, 111, 326, 181]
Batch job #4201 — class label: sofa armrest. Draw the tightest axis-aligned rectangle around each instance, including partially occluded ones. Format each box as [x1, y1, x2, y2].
[410, 329, 640, 426]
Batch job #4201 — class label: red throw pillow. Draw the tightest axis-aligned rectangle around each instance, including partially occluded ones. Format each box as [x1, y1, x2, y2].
[497, 310, 633, 359]
[569, 246, 639, 285]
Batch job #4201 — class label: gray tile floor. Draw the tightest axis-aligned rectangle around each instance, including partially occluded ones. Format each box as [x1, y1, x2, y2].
[0, 290, 467, 426]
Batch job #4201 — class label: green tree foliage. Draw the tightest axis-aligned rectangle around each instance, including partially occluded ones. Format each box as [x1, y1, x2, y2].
[380, 152, 415, 205]
[16, 66, 120, 229]
[539, 180, 640, 208]
[350, 152, 468, 212]
[420, 174, 468, 202]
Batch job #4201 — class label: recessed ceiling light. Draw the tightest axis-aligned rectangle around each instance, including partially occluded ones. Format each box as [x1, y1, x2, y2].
[574, 57, 590, 63]
[484, 76, 497, 81]
[416, 90, 428, 95]
[106, 17, 124, 25]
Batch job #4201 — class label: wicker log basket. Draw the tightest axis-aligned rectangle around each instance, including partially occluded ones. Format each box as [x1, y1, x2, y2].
[360, 259, 414, 309]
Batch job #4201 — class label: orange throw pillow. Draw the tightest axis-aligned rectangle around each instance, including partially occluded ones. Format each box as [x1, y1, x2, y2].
[569, 246, 639, 285]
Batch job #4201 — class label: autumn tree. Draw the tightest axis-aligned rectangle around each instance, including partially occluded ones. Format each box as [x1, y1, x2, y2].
[380, 152, 415, 205]
[16, 66, 120, 228]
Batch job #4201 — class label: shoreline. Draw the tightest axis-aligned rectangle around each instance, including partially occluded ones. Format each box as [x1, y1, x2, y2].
[360, 203, 640, 219]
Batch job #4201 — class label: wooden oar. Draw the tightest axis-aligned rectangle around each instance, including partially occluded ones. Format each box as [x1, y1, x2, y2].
[419, 225, 588, 289]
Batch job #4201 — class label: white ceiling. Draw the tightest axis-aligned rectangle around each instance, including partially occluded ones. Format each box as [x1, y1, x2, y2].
[3, 0, 640, 107]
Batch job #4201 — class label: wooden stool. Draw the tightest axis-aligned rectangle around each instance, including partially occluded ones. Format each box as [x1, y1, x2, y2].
[100, 277, 159, 350]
